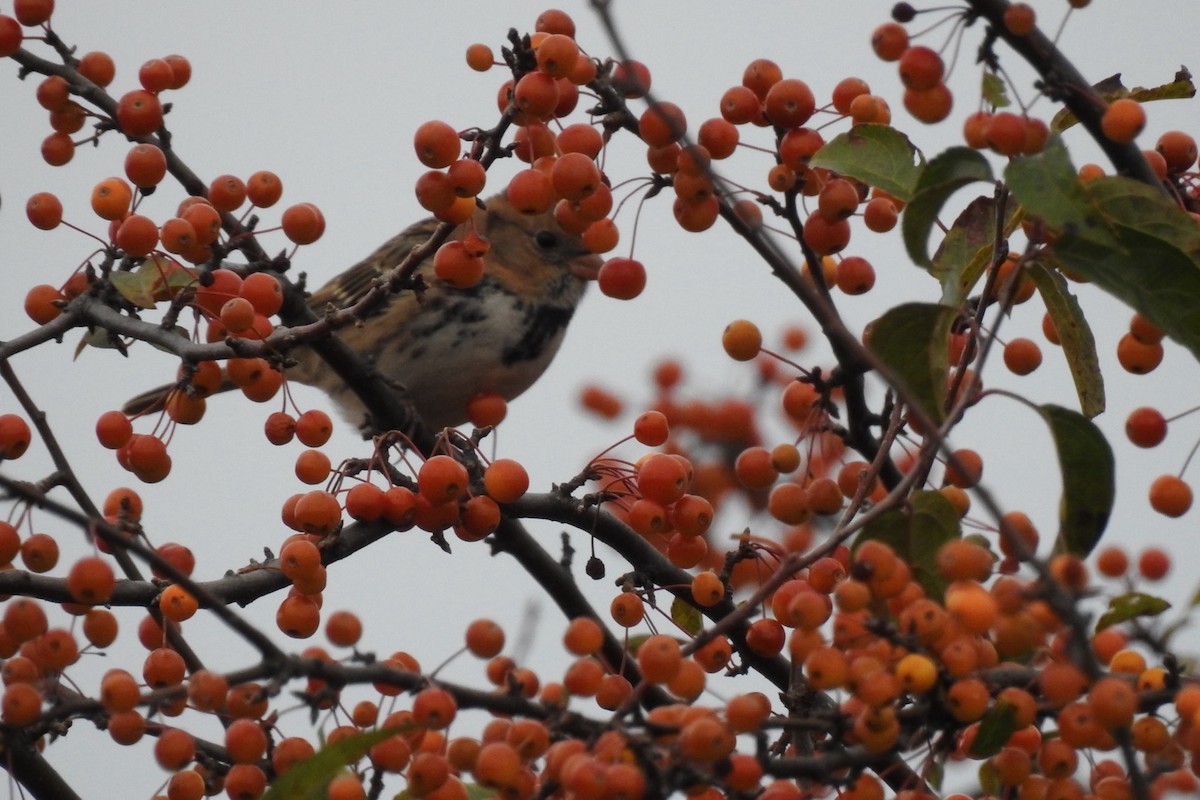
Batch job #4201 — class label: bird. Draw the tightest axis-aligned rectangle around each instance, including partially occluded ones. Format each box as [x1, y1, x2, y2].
[124, 194, 602, 430]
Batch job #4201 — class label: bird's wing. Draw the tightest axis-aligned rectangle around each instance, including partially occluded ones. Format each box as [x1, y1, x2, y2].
[306, 217, 442, 312]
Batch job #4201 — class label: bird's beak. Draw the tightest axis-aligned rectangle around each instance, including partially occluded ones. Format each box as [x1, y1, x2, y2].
[570, 254, 603, 281]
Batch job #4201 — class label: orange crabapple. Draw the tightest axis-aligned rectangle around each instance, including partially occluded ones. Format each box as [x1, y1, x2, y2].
[1156, 129, 1198, 172]
[636, 453, 690, 505]
[0, 15, 21, 56]
[244, 169, 283, 208]
[817, 178, 860, 221]
[1128, 312, 1164, 346]
[562, 617, 604, 656]
[1125, 406, 1167, 448]
[904, 82, 955, 125]
[690, 571, 725, 607]
[136, 57, 175, 93]
[115, 89, 163, 136]
[677, 716, 735, 764]
[719, 84, 761, 125]
[35, 75, 72, 113]
[741, 57, 782, 100]
[90, 177, 133, 221]
[627, 498, 669, 536]
[465, 618, 505, 658]
[667, 494, 710, 537]
[984, 111, 1029, 157]
[563, 656, 604, 696]
[100, 669, 143, 715]
[413, 120, 460, 169]
[609, 593, 644, 627]
[1003, 337, 1043, 375]
[1149, 474, 1192, 517]
[124, 142, 168, 189]
[1095, 545, 1129, 578]
[722, 319, 762, 361]
[871, 21, 908, 61]
[803, 213, 851, 255]
[1128, 554, 1166, 583]
[535, 34, 580, 80]
[943, 447, 983, 488]
[611, 58, 651, 98]
[0, 522, 19, 565]
[897, 45, 944, 91]
[936, 539, 993, 582]
[281, 202, 325, 245]
[636, 633, 682, 684]
[276, 593, 320, 638]
[66, 556, 115, 604]
[19, 532, 58, 573]
[417, 455, 469, 503]
[597, 257, 646, 300]
[639, 101, 686, 148]
[412, 686, 457, 729]
[0, 414, 32, 460]
[114, 214, 159, 257]
[512, 71, 562, 121]
[745, 618, 786, 657]
[223, 764, 267, 800]
[996, 2, 1037, 35]
[25, 191, 64, 231]
[77, 50, 115, 86]
[160, 53, 191, 88]
[835, 255, 876, 294]
[763, 78, 816, 128]
[1100, 98, 1146, 144]
[673, 194, 719, 231]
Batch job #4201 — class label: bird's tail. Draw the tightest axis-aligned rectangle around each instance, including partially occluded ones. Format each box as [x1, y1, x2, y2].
[122, 377, 237, 417]
[122, 383, 176, 416]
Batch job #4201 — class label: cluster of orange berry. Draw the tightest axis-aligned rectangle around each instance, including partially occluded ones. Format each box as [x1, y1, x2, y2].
[589, 420, 717, 569]
[84, 264, 299, 483]
[411, 10, 649, 299]
[18, 25, 336, 435]
[272, 446, 530, 638]
[643, 52, 918, 297]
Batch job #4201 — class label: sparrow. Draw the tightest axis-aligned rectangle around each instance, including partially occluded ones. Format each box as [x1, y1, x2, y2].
[126, 194, 601, 429]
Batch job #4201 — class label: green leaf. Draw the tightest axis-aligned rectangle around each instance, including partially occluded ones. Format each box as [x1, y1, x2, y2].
[931, 196, 1023, 306]
[1026, 264, 1105, 418]
[74, 329, 125, 357]
[671, 596, 702, 635]
[108, 256, 197, 309]
[809, 124, 924, 201]
[868, 303, 957, 425]
[925, 759, 944, 791]
[109, 270, 159, 309]
[970, 701, 1018, 758]
[1096, 591, 1171, 631]
[981, 72, 1010, 109]
[978, 760, 1001, 797]
[1051, 68, 1196, 131]
[1005, 137, 1104, 243]
[902, 147, 995, 268]
[1009, 137, 1200, 362]
[265, 728, 394, 800]
[1040, 404, 1114, 556]
[857, 489, 960, 599]
[1047, 210, 1200, 362]
[463, 785, 494, 800]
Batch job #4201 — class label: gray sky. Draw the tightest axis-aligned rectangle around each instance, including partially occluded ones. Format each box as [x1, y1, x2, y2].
[0, 2, 1198, 796]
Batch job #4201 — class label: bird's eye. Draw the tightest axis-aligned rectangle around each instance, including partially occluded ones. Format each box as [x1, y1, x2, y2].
[534, 230, 559, 250]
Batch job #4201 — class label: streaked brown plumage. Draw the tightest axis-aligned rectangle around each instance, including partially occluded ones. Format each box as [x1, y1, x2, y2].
[126, 195, 600, 429]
